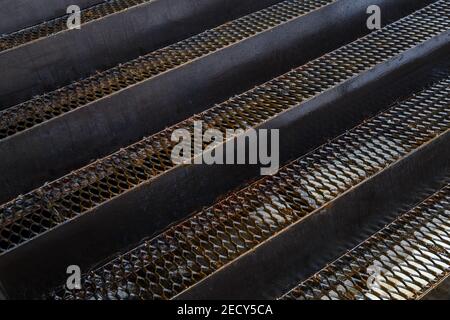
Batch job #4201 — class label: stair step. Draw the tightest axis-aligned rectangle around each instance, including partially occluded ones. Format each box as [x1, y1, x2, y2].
[0, 0, 282, 107]
[50, 75, 450, 300]
[0, 0, 101, 35]
[0, 0, 376, 203]
[280, 182, 450, 300]
[0, 1, 448, 299]
[0, 0, 447, 203]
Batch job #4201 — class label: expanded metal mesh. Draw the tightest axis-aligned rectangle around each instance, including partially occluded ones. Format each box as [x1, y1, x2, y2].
[281, 184, 450, 300]
[50, 76, 450, 300]
[0, 0, 335, 139]
[0, 2, 448, 259]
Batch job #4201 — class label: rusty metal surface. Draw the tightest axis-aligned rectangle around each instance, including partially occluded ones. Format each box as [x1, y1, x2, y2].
[0, 0, 290, 110]
[49, 75, 450, 300]
[0, 0, 154, 52]
[0, 0, 336, 140]
[3, 0, 438, 207]
[280, 183, 450, 300]
[0, 2, 448, 258]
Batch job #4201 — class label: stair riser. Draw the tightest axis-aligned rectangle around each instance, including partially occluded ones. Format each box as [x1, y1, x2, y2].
[422, 276, 450, 300]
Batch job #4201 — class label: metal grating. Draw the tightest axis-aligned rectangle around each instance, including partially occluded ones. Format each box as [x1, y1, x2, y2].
[0, 0, 152, 52]
[280, 184, 450, 300]
[50, 76, 450, 300]
[0, 2, 448, 256]
[0, 0, 336, 139]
